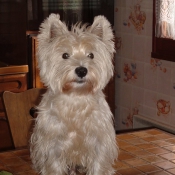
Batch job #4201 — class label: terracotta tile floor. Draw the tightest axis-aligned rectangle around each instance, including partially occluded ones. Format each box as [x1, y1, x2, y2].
[0, 149, 38, 175]
[115, 128, 175, 175]
[1, 128, 175, 174]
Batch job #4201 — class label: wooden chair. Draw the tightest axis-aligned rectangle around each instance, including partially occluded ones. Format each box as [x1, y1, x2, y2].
[3, 88, 46, 148]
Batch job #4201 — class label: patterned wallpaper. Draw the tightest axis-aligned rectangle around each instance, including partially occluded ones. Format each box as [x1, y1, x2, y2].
[114, 0, 175, 131]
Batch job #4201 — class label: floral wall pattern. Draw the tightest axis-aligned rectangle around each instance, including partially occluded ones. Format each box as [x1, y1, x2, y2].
[114, 0, 175, 131]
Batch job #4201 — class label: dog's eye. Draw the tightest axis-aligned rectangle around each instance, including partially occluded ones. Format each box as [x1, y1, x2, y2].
[62, 53, 70, 59]
[87, 53, 94, 59]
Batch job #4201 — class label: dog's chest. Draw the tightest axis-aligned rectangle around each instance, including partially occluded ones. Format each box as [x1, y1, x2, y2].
[52, 95, 100, 137]
[54, 95, 97, 121]
[52, 96, 101, 164]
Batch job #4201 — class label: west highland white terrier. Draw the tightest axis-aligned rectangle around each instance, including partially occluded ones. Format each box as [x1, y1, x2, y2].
[30, 13, 118, 175]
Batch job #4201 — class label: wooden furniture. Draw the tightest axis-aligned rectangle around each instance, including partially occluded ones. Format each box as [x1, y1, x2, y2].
[3, 88, 46, 148]
[0, 65, 28, 150]
[27, 34, 44, 89]
[104, 78, 115, 116]
[31, 36, 44, 88]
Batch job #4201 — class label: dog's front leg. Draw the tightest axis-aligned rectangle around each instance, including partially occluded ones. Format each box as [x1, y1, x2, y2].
[87, 161, 115, 175]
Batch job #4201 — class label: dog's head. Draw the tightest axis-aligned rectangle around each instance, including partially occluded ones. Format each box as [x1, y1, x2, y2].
[37, 14, 115, 95]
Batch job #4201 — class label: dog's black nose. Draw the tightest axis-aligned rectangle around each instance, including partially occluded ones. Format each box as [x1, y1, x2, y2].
[75, 67, 88, 78]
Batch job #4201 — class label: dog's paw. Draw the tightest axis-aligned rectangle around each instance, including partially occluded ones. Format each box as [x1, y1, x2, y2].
[69, 169, 76, 175]
[76, 165, 86, 174]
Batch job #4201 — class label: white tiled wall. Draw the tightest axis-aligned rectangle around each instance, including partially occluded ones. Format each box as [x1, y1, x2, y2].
[114, 0, 175, 131]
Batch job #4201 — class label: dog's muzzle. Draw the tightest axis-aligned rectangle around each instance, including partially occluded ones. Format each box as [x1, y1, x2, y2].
[75, 67, 87, 78]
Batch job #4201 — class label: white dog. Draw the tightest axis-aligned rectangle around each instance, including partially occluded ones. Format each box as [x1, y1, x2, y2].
[30, 14, 118, 175]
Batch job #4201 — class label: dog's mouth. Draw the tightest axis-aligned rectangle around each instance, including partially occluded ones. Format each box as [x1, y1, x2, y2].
[76, 80, 85, 84]
[73, 78, 86, 84]
[63, 79, 94, 94]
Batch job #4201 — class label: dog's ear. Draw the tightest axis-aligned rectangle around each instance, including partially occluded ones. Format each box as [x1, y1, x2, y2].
[89, 16, 114, 42]
[39, 14, 68, 42]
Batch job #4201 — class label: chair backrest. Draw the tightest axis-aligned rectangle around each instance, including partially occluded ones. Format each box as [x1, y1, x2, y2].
[3, 88, 46, 148]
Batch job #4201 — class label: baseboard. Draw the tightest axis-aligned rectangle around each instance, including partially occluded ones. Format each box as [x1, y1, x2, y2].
[133, 115, 175, 134]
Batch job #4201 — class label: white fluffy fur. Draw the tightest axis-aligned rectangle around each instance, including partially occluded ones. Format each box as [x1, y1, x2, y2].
[30, 14, 118, 175]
